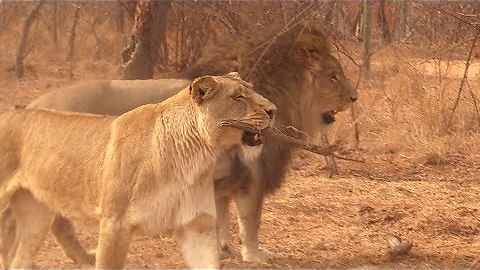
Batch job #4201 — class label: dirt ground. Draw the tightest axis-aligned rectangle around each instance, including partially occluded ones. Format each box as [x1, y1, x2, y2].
[28, 152, 480, 269]
[0, 60, 479, 269]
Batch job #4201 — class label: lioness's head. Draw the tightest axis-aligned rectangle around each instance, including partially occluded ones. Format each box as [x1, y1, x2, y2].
[190, 72, 276, 147]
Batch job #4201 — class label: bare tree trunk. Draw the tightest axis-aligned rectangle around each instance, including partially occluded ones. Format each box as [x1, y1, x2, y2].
[396, 1, 409, 40]
[90, 16, 101, 61]
[15, 1, 44, 79]
[112, 1, 127, 46]
[377, 0, 391, 44]
[120, 0, 171, 80]
[67, 4, 81, 80]
[52, 2, 58, 49]
[361, 0, 371, 71]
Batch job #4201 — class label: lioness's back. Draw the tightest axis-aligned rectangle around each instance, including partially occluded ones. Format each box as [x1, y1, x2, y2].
[0, 109, 112, 182]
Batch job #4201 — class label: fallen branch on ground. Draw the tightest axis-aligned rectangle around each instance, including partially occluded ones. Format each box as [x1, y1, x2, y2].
[220, 119, 364, 163]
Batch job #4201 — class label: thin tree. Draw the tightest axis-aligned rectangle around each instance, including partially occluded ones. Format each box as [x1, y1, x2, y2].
[361, 0, 371, 71]
[67, 4, 81, 80]
[377, 0, 391, 44]
[15, 1, 44, 79]
[396, 1, 409, 40]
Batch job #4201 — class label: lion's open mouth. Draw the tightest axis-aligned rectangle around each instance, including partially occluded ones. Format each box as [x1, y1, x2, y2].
[242, 132, 263, 146]
[322, 110, 337, 125]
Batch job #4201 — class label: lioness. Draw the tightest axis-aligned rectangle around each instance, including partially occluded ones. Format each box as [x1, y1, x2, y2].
[2, 23, 358, 264]
[0, 74, 276, 268]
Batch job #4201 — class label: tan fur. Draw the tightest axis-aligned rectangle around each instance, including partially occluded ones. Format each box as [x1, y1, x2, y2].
[0, 74, 276, 269]
[1, 23, 358, 265]
[27, 79, 191, 115]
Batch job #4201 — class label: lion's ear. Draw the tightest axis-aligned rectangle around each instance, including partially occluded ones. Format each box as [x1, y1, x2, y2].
[190, 76, 220, 104]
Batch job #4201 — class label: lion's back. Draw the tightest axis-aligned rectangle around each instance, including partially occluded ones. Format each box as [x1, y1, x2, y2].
[27, 79, 191, 116]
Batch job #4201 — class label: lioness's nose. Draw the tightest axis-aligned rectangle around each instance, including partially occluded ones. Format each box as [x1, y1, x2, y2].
[351, 96, 357, 102]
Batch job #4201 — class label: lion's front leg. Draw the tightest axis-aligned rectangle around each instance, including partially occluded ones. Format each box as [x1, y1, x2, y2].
[96, 218, 132, 269]
[215, 196, 238, 258]
[234, 181, 275, 262]
[175, 213, 219, 269]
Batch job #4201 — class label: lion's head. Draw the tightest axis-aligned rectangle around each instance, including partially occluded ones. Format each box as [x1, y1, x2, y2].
[184, 23, 357, 135]
[189, 72, 276, 147]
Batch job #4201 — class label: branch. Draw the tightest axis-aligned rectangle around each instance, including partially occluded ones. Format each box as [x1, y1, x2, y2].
[446, 30, 480, 130]
[245, 2, 319, 80]
[219, 119, 365, 163]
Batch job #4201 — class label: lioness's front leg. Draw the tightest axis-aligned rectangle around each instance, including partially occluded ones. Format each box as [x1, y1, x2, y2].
[0, 207, 15, 268]
[9, 190, 54, 269]
[233, 179, 274, 262]
[96, 218, 132, 269]
[175, 213, 219, 269]
[51, 215, 95, 265]
[0, 204, 95, 267]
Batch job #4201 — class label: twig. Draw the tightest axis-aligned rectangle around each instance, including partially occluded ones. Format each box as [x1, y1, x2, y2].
[466, 80, 480, 127]
[446, 30, 479, 130]
[351, 65, 363, 148]
[320, 133, 338, 176]
[245, 2, 317, 80]
[219, 119, 365, 164]
[416, 2, 480, 32]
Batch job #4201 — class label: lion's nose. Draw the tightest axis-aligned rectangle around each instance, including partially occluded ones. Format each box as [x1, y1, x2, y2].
[351, 96, 358, 102]
[265, 108, 276, 119]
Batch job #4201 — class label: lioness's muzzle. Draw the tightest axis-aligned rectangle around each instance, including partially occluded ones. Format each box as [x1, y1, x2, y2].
[219, 119, 268, 146]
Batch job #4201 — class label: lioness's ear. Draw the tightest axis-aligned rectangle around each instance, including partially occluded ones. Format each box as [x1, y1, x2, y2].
[190, 76, 220, 104]
[225, 71, 241, 79]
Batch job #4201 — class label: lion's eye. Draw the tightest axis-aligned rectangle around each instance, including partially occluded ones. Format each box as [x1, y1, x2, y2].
[330, 74, 339, 83]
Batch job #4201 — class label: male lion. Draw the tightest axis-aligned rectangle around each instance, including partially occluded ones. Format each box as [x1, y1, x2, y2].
[26, 79, 191, 114]
[0, 73, 276, 269]
[1, 23, 358, 264]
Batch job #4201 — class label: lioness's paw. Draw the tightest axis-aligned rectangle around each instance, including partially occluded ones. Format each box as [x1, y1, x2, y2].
[241, 247, 275, 262]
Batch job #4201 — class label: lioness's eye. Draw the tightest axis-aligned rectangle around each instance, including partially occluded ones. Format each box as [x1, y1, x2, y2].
[233, 95, 246, 100]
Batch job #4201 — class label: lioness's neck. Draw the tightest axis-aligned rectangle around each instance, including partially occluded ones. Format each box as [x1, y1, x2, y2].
[149, 92, 218, 184]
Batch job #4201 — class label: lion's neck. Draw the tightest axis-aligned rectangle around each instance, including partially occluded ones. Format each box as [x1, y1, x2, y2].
[260, 140, 292, 192]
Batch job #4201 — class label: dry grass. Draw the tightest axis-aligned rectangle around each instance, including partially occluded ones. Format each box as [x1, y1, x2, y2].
[330, 44, 480, 165]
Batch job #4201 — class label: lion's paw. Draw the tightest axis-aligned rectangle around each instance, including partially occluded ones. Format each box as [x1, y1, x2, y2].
[78, 249, 96, 266]
[241, 247, 275, 262]
[220, 242, 239, 259]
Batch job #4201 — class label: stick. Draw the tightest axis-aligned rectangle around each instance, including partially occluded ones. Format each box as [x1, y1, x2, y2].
[219, 120, 365, 164]
[446, 30, 479, 130]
